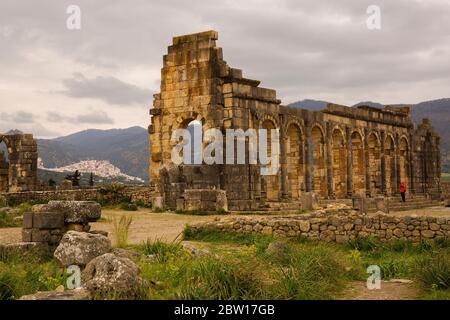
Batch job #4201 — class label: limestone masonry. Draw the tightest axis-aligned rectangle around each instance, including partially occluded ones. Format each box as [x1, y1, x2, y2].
[0, 133, 38, 192]
[189, 207, 450, 243]
[148, 30, 441, 211]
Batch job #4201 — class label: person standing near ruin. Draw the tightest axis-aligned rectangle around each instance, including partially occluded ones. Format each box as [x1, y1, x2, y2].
[400, 182, 406, 202]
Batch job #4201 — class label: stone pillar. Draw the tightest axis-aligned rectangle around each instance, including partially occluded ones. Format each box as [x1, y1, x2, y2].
[395, 134, 401, 194]
[304, 127, 312, 192]
[346, 126, 353, 197]
[380, 130, 387, 195]
[364, 128, 371, 197]
[280, 127, 289, 199]
[409, 133, 415, 194]
[325, 123, 333, 198]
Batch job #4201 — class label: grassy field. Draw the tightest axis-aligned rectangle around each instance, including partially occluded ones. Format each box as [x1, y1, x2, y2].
[1, 230, 449, 300]
[1, 201, 449, 300]
[442, 173, 450, 182]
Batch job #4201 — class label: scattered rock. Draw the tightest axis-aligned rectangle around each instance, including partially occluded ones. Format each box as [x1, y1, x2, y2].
[54, 231, 111, 267]
[389, 279, 414, 284]
[112, 248, 141, 260]
[0, 207, 21, 216]
[82, 253, 148, 299]
[90, 230, 109, 237]
[182, 243, 210, 257]
[265, 241, 288, 261]
[19, 288, 91, 300]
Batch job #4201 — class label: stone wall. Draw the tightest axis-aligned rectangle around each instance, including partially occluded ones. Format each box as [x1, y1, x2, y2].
[189, 208, 450, 243]
[0, 186, 151, 206]
[0, 133, 38, 192]
[149, 31, 442, 211]
[442, 182, 450, 199]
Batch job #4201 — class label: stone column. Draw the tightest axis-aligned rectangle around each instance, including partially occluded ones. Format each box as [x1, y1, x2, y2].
[280, 128, 289, 199]
[395, 133, 401, 194]
[380, 130, 387, 195]
[346, 126, 353, 198]
[325, 123, 333, 198]
[409, 133, 415, 194]
[304, 127, 312, 192]
[364, 128, 371, 197]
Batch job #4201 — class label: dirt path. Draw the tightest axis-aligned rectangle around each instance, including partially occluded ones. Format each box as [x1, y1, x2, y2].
[340, 280, 419, 300]
[0, 209, 220, 245]
[389, 206, 450, 217]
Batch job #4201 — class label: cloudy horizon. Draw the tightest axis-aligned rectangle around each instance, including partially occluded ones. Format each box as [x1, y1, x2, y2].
[1, 0, 449, 138]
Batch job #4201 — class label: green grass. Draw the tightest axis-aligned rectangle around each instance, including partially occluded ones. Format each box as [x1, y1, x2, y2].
[442, 172, 450, 182]
[0, 250, 65, 300]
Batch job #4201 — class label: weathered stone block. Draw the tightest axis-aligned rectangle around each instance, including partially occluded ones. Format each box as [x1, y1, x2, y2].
[33, 212, 64, 229]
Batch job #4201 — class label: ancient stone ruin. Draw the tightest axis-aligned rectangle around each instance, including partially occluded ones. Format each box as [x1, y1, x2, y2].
[0, 133, 38, 193]
[148, 30, 441, 211]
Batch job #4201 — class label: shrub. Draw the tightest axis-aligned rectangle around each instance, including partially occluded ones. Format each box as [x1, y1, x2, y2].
[135, 200, 152, 208]
[112, 215, 133, 248]
[347, 236, 384, 252]
[0, 253, 64, 300]
[414, 252, 450, 290]
[179, 256, 264, 300]
[274, 245, 346, 300]
[140, 239, 183, 263]
[120, 202, 138, 211]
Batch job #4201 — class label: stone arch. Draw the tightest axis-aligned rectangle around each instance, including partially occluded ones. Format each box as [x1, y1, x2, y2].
[260, 118, 280, 201]
[351, 131, 365, 196]
[399, 136, 410, 191]
[0, 138, 10, 192]
[0, 133, 37, 192]
[368, 132, 381, 196]
[331, 128, 347, 198]
[384, 134, 396, 195]
[310, 125, 327, 197]
[286, 122, 305, 199]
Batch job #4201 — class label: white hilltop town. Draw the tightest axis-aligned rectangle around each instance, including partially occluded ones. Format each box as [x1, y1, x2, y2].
[37, 158, 144, 183]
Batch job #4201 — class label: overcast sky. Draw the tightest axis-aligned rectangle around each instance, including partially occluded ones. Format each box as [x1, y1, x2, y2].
[1, 0, 449, 138]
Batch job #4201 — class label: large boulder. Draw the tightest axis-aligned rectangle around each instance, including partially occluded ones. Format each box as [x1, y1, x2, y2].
[32, 201, 101, 224]
[82, 253, 147, 299]
[54, 231, 111, 267]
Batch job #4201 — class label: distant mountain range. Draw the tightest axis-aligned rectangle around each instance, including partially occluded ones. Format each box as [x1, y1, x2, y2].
[289, 98, 450, 172]
[37, 126, 149, 181]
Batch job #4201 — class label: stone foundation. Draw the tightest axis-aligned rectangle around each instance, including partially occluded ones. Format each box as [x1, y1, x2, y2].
[189, 208, 450, 243]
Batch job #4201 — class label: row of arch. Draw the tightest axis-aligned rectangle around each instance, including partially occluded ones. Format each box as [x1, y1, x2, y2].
[178, 117, 412, 201]
[262, 119, 411, 200]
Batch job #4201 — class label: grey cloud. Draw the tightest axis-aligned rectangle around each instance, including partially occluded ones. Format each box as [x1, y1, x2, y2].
[0, 0, 449, 109]
[46, 110, 114, 124]
[1, 111, 36, 123]
[61, 73, 152, 106]
[75, 109, 114, 124]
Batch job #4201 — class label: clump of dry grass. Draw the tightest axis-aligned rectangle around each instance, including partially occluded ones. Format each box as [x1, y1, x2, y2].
[112, 215, 133, 248]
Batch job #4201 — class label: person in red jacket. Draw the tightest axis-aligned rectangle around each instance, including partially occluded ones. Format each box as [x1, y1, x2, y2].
[399, 182, 406, 202]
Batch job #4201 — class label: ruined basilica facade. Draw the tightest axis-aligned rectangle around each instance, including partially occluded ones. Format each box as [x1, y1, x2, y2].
[149, 31, 441, 211]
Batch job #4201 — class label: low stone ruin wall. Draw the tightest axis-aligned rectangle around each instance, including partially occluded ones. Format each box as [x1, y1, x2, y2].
[0, 186, 151, 206]
[179, 189, 228, 212]
[442, 182, 450, 199]
[189, 208, 450, 243]
[22, 201, 102, 245]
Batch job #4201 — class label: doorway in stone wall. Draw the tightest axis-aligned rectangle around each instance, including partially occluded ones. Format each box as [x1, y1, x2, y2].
[311, 126, 327, 197]
[351, 131, 365, 196]
[331, 128, 347, 198]
[286, 123, 304, 200]
[0, 140, 10, 192]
